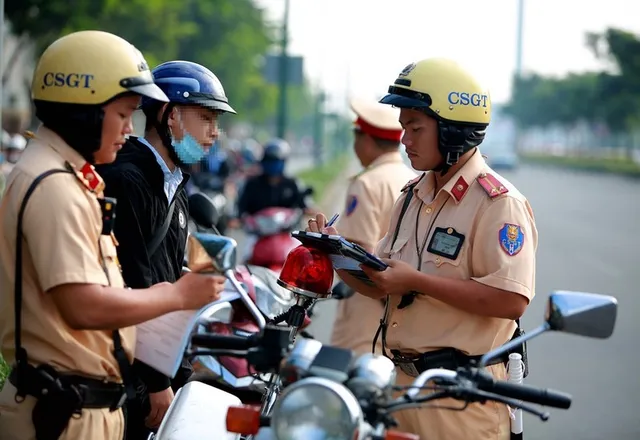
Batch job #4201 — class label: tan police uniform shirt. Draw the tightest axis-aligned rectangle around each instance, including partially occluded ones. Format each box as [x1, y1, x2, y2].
[0, 126, 134, 440]
[330, 152, 417, 356]
[375, 149, 537, 440]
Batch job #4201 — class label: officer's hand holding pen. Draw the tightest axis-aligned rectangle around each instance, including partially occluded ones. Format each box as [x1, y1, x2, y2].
[307, 212, 339, 235]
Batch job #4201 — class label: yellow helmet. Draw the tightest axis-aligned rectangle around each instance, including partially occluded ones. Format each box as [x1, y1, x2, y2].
[379, 58, 491, 126]
[32, 30, 168, 105]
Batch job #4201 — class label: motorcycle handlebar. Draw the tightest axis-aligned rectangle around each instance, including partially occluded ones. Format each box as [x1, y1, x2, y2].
[406, 368, 572, 409]
[190, 333, 259, 351]
[477, 378, 572, 409]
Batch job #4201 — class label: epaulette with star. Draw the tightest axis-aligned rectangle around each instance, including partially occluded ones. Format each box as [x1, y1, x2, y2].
[66, 161, 105, 194]
[477, 172, 509, 198]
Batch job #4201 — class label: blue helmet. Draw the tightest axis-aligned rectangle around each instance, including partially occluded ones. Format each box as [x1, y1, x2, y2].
[141, 60, 236, 114]
[261, 138, 291, 162]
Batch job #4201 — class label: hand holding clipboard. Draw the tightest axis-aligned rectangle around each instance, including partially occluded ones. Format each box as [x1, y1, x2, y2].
[291, 230, 387, 287]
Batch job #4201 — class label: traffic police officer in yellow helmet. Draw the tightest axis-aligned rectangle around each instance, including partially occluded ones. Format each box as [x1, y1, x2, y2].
[309, 58, 537, 440]
[0, 30, 226, 440]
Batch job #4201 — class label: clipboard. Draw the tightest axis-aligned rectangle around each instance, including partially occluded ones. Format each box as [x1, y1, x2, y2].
[291, 230, 387, 287]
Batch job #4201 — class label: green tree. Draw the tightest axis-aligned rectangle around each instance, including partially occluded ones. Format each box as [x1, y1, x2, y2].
[6, 0, 322, 128]
[505, 27, 640, 131]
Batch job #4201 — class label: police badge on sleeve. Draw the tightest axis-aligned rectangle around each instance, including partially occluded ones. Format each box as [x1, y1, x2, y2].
[345, 195, 358, 216]
[499, 223, 524, 256]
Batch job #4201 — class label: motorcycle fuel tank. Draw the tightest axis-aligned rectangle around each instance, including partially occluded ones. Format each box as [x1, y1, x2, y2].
[152, 381, 241, 440]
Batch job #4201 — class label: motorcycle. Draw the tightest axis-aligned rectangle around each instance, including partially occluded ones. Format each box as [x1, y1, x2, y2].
[242, 188, 314, 273]
[153, 288, 618, 439]
[181, 202, 314, 408]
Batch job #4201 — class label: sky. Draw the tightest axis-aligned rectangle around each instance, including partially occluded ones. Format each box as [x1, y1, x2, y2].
[254, 0, 639, 113]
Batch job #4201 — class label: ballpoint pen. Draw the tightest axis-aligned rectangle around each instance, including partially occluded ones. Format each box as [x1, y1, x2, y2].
[326, 213, 339, 227]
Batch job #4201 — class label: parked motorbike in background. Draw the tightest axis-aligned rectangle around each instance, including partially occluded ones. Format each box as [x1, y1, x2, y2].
[241, 187, 315, 273]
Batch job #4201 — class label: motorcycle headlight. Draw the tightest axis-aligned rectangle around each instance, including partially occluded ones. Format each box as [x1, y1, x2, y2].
[271, 377, 362, 440]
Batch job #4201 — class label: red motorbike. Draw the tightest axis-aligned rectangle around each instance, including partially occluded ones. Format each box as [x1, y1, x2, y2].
[242, 207, 305, 273]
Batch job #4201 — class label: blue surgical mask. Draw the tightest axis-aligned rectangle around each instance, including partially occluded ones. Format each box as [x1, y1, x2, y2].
[171, 110, 208, 164]
[172, 132, 207, 164]
[262, 159, 285, 176]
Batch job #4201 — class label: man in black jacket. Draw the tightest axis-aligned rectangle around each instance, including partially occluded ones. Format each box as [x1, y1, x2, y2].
[96, 60, 236, 439]
[236, 138, 310, 217]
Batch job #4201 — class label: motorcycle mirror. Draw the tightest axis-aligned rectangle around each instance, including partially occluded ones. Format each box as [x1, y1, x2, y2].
[477, 290, 618, 370]
[188, 233, 267, 330]
[545, 291, 617, 339]
[188, 192, 220, 230]
[188, 233, 237, 273]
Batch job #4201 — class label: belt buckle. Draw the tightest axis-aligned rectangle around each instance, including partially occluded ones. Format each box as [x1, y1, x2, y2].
[111, 390, 127, 411]
[398, 362, 420, 378]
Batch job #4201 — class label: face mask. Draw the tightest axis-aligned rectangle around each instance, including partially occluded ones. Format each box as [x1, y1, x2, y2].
[171, 111, 208, 165]
[262, 159, 285, 176]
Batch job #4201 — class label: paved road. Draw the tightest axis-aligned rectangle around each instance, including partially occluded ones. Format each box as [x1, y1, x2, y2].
[235, 163, 640, 439]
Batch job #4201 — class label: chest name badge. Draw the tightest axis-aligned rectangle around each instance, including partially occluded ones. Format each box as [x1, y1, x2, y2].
[427, 227, 465, 260]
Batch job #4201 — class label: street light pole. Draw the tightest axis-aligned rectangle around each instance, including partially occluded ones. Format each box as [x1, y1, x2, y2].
[513, 2, 526, 167]
[276, 0, 290, 139]
[515, 0, 524, 77]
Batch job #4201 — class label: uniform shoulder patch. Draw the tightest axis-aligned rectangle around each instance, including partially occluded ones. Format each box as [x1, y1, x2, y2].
[499, 223, 524, 256]
[477, 172, 508, 198]
[345, 195, 358, 216]
[68, 161, 104, 193]
[401, 173, 424, 192]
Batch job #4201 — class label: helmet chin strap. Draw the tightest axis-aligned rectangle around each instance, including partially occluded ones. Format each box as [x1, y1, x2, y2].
[432, 150, 461, 176]
[154, 103, 184, 167]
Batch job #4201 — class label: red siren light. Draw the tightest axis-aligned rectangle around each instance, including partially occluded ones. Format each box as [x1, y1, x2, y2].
[277, 245, 334, 298]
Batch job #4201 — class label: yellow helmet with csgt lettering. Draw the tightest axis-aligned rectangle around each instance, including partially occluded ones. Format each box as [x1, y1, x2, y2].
[31, 30, 168, 105]
[380, 58, 491, 173]
[380, 58, 491, 125]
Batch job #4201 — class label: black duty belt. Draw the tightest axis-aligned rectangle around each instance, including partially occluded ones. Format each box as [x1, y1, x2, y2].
[9, 367, 127, 411]
[390, 347, 507, 377]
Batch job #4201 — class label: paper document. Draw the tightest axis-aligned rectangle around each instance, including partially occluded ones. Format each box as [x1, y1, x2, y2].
[134, 285, 241, 378]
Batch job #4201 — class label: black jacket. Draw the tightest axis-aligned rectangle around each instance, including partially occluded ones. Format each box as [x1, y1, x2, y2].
[97, 137, 191, 393]
[237, 174, 306, 216]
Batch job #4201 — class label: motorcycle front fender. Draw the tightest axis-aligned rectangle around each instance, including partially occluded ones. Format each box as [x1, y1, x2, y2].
[153, 381, 241, 440]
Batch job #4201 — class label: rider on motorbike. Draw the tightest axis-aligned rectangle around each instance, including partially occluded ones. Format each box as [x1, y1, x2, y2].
[234, 138, 313, 219]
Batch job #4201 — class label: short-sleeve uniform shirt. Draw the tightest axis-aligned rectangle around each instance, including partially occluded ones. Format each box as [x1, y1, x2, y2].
[0, 126, 134, 379]
[375, 149, 537, 356]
